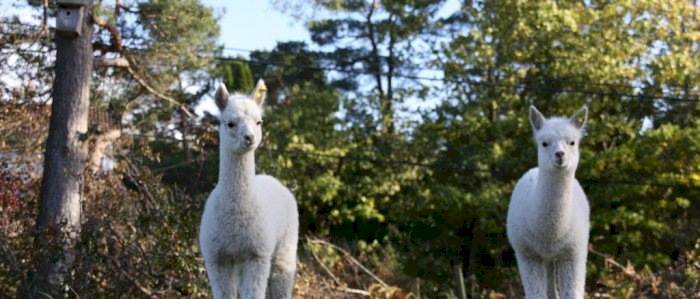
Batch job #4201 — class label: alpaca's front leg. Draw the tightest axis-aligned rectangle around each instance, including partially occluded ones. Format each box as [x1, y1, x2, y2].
[556, 256, 586, 299]
[205, 261, 236, 299]
[265, 268, 295, 299]
[546, 262, 559, 299]
[239, 258, 272, 299]
[266, 232, 298, 299]
[515, 253, 548, 299]
[266, 257, 296, 299]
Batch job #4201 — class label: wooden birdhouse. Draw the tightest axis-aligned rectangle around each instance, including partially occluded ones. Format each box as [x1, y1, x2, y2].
[55, 0, 87, 37]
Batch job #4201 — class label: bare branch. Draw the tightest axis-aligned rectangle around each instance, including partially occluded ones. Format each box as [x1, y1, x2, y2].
[124, 59, 196, 118]
[342, 288, 371, 297]
[366, 0, 384, 98]
[40, 0, 48, 37]
[93, 42, 114, 53]
[308, 241, 342, 286]
[94, 57, 130, 68]
[97, 56, 195, 118]
[93, 15, 122, 52]
[308, 245, 371, 297]
[306, 238, 379, 297]
[93, 9, 197, 121]
[307, 237, 389, 289]
[115, 0, 121, 18]
[106, 254, 154, 296]
[589, 245, 640, 279]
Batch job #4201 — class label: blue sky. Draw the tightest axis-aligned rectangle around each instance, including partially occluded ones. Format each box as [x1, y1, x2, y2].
[195, 0, 459, 116]
[201, 1, 311, 56]
[0, 1, 309, 54]
[0, 0, 312, 115]
[0, 0, 454, 116]
[196, 1, 313, 114]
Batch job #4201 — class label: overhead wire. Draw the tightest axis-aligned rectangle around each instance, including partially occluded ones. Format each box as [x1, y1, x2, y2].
[3, 21, 698, 102]
[223, 46, 652, 92]
[5, 20, 700, 188]
[217, 56, 700, 103]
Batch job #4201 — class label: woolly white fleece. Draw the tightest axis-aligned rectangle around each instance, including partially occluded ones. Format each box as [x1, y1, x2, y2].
[199, 81, 299, 299]
[506, 106, 590, 299]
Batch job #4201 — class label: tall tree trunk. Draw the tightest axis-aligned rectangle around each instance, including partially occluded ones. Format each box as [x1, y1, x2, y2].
[366, 0, 395, 136]
[383, 13, 396, 136]
[452, 260, 467, 299]
[181, 109, 192, 163]
[26, 1, 94, 297]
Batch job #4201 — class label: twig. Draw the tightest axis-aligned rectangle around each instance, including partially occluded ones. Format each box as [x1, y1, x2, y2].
[307, 237, 389, 289]
[342, 288, 371, 297]
[589, 245, 640, 279]
[94, 57, 130, 68]
[115, 0, 121, 18]
[106, 253, 154, 296]
[122, 158, 157, 212]
[40, 0, 48, 37]
[308, 242, 342, 286]
[105, 224, 157, 283]
[124, 57, 195, 118]
[92, 53, 195, 119]
[68, 284, 80, 299]
[307, 239, 372, 297]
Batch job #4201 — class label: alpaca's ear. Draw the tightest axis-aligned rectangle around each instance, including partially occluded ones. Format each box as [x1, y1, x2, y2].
[215, 83, 230, 111]
[251, 79, 267, 107]
[529, 105, 545, 131]
[569, 106, 588, 130]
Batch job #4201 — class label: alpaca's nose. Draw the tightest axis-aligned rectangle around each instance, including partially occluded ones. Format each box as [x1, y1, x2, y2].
[555, 151, 564, 158]
[244, 134, 254, 146]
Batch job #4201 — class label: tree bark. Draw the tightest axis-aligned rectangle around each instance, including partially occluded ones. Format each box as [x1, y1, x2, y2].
[452, 261, 467, 299]
[26, 1, 94, 297]
[181, 109, 192, 163]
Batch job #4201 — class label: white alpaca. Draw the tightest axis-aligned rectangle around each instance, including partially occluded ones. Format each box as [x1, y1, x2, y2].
[199, 80, 299, 299]
[506, 105, 590, 299]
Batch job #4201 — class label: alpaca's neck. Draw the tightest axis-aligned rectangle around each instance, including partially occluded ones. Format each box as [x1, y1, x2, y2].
[218, 148, 256, 201]
[533, 168, 575, 237]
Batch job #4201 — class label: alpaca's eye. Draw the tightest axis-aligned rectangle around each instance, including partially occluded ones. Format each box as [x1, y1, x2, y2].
[542, 142, 548, 147]
[569, 141, 575, 146]
[256, 121, 262, 126]
[227, 122, 235, 128]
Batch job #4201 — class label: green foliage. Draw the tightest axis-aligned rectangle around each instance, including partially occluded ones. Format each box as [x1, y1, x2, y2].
[260, 0, 700, 296]
[136, 0, 220, 72]
[585, 122, 700, 268]
[3, 0, 700, 297]
[417, 0, 700, 294]
[246, 42, 387, 235]
[590, 244, 700, 298]
[219, 59, 255, 93]
[92, 0, 221, 139]
[305, 0, 444, 135]
[143, 136, 218, 195]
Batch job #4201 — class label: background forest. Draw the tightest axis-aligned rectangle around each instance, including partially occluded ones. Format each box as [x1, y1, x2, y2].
[2, 0, 700, 298]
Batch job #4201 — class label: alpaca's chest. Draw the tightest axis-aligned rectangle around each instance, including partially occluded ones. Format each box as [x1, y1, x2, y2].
[212, 208, 265, 237]
[209, 220, 268, 258]
[200, 196, 274, 258]
[519, 223, 577, 259]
